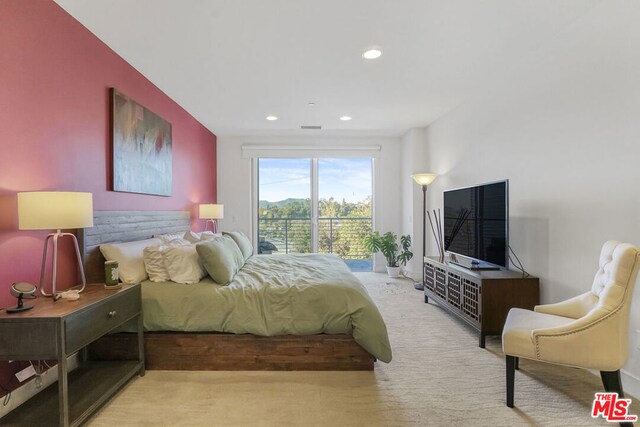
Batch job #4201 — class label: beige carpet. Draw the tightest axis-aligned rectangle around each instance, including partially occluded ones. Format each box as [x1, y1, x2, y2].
[88, 273, 639, 426]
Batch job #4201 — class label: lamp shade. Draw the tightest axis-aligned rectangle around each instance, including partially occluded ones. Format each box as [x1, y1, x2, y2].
[18, 192, 94, 230]
[199, 204, 224, 220]
[411, 173, 438, 186]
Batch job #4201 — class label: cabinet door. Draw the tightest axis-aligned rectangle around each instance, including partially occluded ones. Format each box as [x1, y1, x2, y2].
[434, 265, 447, 299]
[446, 271, 462, 309]
[424, 262, 436, 291]
[461, 276, 481, 327]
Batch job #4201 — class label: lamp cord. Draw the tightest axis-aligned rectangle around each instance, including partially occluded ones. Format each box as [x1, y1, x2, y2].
[0, 382, 10, 406]
[400, 271, 420, 284]
[508, 245, 530, 278]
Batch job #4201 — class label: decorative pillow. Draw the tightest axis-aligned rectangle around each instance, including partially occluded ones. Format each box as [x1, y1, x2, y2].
[143, 240, 190, 282]
[163, 245, 207, 284]
[184, 230, 216, 244]
[196, 236, 245, 284]
[143, 245, 171, 282]
[223, 231, 253, 260]
[100, 238, 162, 284]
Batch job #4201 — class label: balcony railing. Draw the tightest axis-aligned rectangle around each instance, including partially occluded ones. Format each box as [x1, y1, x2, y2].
[257, 217, 373, 268]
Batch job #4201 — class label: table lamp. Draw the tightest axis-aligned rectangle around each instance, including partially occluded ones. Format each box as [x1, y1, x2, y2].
[411, 173, 438, 290]
[199, 204, 224, 233]
[18, 191, 94, 297]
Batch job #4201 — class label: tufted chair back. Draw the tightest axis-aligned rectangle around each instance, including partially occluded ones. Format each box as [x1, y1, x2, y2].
[591, 241, 639, 309]
[585, 241, 640, 369]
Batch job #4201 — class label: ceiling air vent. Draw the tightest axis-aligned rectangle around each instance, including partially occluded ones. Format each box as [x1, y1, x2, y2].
[300, 125, 322, 130]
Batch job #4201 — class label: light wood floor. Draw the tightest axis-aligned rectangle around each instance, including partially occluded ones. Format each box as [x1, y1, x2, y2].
[87, 273, 639, 426]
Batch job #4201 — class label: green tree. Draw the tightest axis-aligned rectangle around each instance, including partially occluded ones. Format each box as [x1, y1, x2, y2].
[259, 196, 373, 258]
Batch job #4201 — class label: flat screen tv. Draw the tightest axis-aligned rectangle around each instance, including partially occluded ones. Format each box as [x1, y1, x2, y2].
[443, 180, 509, 269]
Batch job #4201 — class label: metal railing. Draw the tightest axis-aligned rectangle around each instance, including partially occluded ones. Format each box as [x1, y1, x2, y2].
[317, 217, 372, 259]
[257, 217, 372, 261]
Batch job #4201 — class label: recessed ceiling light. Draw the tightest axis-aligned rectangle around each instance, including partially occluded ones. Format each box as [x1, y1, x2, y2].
[265, 115, 278, 121]
[362, 48, 382, 59]
[307, 102, 316, 107]
[340, 116, 352, 121]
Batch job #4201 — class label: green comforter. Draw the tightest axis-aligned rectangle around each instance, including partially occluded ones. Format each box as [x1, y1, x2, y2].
[139, 253, 392, 362]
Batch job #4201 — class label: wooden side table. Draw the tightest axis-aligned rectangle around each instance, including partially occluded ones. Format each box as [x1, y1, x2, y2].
[0, 284, 144, 426]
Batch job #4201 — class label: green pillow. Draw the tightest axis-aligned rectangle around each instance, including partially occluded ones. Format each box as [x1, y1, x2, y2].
[223, 231, 253, 260]
[196, 236, 245, 284]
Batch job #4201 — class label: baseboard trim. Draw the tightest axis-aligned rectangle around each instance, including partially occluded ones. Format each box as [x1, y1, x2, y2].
[621, 369, 640, 400]
[372, 267, 421, 282]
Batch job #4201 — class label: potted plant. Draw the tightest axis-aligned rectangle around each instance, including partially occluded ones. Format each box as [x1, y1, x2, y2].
[364, 231, 413, 278]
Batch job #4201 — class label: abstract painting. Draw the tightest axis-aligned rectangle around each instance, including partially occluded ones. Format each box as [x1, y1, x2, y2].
[111, 88, 172, 196]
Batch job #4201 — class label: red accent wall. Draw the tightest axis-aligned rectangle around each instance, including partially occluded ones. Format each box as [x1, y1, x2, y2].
[0, 1, 217, 390]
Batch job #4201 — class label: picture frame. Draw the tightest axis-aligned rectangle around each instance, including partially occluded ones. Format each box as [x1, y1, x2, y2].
[111, 88, 172, 196]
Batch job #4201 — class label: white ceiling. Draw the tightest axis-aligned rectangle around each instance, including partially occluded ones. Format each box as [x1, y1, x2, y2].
[54, 0, 600, 137]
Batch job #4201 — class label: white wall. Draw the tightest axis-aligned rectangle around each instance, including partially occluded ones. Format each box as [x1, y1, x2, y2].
[216, 134, 402, 272]
[400, 128, 430, 280]
[416, 2, 640, 396]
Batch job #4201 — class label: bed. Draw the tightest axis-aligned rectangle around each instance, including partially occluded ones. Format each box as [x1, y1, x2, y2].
[81, 211, 392, 371]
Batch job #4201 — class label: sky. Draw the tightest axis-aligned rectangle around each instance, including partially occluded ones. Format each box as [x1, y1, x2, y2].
[258, 158, 372, 203]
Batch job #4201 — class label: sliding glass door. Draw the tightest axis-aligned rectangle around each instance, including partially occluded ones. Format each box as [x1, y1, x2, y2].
[317, 159, 372, 271]
[257, 158, 373, 271]
[257, 158, 312, 254]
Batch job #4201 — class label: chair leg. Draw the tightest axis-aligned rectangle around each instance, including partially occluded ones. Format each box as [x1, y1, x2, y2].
[506, 355, 516, 408]
[600, 370, 634, 427]
[515, 357, 519, 370]
[601, 370, 624, 397]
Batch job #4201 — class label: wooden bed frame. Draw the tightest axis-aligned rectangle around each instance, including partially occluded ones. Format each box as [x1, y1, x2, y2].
[79, 211, 375, 371]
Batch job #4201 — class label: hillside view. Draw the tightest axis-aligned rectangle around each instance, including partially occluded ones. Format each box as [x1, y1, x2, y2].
[258, 197, 372, 259]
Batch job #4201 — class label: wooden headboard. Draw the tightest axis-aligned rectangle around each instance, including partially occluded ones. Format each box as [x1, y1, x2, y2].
[78, 210, 191, 283]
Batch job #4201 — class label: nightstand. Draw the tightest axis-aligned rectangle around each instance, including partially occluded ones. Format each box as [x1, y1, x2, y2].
[0, 284, 144, 427]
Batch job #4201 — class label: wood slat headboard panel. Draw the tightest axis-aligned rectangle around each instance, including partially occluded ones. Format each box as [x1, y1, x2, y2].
[78, 210, 191, 283]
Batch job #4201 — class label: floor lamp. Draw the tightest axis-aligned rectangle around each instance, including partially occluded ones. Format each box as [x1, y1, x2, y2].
[411, 173, 438, 291]
[199, 203, 224, 233]
[18, 192, 94, 297]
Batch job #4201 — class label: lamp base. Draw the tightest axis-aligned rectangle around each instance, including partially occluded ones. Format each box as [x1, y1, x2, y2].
[205, 219, 219, 233]
[39, 230, 87, 297]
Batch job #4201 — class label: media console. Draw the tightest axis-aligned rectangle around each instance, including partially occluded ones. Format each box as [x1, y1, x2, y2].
[423, 256, 539, 348]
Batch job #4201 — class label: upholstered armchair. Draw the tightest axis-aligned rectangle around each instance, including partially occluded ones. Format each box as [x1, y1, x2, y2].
[502, 241, 640, 414]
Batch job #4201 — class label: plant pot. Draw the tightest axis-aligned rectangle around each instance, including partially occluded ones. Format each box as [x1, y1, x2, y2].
[386, 266, 401, 278]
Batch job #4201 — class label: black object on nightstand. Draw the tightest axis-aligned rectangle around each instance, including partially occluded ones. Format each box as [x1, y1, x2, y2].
[6, 282, 37, 313]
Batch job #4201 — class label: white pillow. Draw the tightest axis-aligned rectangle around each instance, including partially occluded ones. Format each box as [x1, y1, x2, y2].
[154, 232, 189, 244]
[144, 245, 171, 282]
[144, 240, 191, 282]
[184, 230, 216, 244]
[198, 233, 218, 242]
[163, 245, 207, 284]
[100, 238, 162, 284]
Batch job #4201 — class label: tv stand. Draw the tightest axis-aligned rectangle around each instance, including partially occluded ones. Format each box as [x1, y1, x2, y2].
[423, 256, 539, 348]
